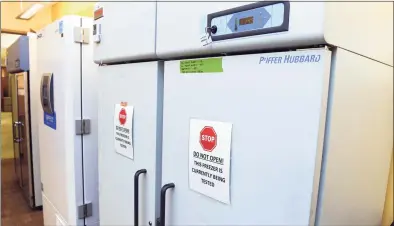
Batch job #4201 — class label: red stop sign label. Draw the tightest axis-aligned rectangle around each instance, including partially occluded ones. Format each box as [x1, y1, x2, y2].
[119, 108, 127, 125]
[199, 126, 217, 152]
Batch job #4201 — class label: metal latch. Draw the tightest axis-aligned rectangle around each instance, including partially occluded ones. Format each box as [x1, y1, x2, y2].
[75, 119, 91, 135]
[78, 202, 93, 219]
[73, 27, 90, 44]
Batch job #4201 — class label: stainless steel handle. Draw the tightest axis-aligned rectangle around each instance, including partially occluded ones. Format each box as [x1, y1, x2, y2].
[18, 121, 24, 141]
[13, 121, 24, 143]
[13, 121, 19, 141]
[14, 121, 23, 126]
[13, 138, 23, 143]
[13, 122, 17, 138]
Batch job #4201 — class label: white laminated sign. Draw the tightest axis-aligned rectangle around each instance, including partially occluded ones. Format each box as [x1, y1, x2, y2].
[189, 119, 233, 204]
[114, 103, 134, 160]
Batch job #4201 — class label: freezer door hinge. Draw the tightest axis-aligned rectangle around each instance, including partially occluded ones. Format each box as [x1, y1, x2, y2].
[75, 119, 91, 135]
[73, 27, 90, 44]
[78, 202, 93, 219]
[41, 182, 44, 191]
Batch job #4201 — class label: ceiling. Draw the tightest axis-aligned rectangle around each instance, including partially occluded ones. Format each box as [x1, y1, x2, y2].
[1, 33, 21, 49]
[1, 1, 55, 33]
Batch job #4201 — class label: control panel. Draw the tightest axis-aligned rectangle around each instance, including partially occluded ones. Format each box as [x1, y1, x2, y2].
[93, 4, 103, 43]
[40, 73, 54, 115]
[207, 1, 290, 41]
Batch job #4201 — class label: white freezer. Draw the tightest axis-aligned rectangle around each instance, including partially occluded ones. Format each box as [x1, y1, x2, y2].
[6, 32, 43, 209]
[155, 1, 393, 226]
[160, 48, 393, 226]
[37, 16, 99, 226]
[94, 1, 393, 226]
[93, 2, 163, 226]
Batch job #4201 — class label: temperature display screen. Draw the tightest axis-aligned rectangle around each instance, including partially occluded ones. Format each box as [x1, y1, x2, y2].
[239, 16, 254, 25]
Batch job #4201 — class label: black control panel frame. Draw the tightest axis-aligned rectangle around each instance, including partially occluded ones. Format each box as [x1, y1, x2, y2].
[207, 1, 290, 42]
[40, 73, 55, 115]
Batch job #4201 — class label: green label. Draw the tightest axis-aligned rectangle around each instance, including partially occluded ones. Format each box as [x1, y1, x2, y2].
[180, 58, 223, 73]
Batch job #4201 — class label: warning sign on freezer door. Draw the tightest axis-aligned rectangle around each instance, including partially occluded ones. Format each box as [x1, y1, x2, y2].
[189, 119, 232, 204]
[114, 103, 134, 160]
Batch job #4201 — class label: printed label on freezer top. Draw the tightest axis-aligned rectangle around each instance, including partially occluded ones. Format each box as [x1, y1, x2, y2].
[114, 104, 134, 160]
[189, 119, 233, 204]
[259, 53, 322, 65]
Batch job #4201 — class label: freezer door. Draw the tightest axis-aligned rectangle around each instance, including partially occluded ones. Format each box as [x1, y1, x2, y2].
[98, 62, 164, 225]
[10, 71, 34, 208]
[10, 73, 23, 189]
[37, 16, 86, 226]
[160, 48, 332, 225]
[18, 72, 35, 208]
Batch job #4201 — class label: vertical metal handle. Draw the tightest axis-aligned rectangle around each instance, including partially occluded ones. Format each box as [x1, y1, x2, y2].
[134, 169, 147, 226]
[13, 121, 23, 143]
[18, 121, 24, 141]
[18, 121, 25, 158]
[158, 183, 175, 226]
[13, 121, 18, 140]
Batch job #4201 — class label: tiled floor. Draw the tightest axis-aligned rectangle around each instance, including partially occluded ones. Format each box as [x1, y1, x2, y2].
[2, 111, 43, 225]
[1, 112, 14, 159]
[1, 159, 44, 225]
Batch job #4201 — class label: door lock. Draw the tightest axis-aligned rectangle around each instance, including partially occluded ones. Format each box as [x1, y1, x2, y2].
[205, 25, 217, 35]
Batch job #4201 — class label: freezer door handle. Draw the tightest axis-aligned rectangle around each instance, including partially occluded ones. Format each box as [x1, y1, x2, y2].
[157, 183, 175, 226]
[14, 121, 23, 126]
[134, 169, 147, 226]
[12, 122, 18, 140]
[19, 121, 24, 144]
[13, 138, 23, 143]
[13, 121, 23, 143]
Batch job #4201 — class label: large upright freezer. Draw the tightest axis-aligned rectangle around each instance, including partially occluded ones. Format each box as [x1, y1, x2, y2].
[7, 34, 42, 209]
[93, 1, 164, 225]
[155, 1, 393, 226]
[36, 15, 99, 226]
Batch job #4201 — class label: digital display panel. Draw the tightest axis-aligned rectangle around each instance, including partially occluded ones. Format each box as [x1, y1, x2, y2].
[239, 16, 254, 25]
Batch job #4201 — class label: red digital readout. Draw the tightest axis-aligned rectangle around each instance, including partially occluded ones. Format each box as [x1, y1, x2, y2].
[239, 16, 254, 25]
